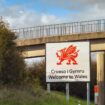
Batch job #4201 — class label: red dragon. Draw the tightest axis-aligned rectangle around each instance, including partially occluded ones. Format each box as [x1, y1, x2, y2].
[56, 45, 79, 65]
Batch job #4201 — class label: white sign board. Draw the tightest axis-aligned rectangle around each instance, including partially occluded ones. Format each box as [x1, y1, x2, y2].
[46, 41, 90, 82]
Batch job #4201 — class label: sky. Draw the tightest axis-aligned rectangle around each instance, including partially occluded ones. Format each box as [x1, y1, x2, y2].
[1, 0, 105, 29]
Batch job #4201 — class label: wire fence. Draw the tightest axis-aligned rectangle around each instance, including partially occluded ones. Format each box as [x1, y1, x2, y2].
[13, 19, 105, 40]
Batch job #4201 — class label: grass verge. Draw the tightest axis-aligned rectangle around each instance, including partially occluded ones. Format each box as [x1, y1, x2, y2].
[0, 87, 94, 105]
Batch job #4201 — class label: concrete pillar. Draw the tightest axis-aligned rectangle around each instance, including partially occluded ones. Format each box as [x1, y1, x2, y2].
[97, 52, 105, 105]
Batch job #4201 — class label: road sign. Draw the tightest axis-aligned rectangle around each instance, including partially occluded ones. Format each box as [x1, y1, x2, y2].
[46, 41, 90, 82]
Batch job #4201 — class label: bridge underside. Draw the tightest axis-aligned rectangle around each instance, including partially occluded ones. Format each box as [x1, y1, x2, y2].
[16, 32, 105, 58]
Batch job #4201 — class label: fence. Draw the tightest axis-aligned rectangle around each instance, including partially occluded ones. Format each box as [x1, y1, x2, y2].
[13, 19, 105, 40]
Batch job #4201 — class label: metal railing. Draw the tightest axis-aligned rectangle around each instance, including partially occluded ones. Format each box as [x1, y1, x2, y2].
[13, 19, 105, 40]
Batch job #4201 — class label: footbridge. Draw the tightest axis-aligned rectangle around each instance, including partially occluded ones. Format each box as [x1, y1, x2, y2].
[14, 19, 105, 58]
[15, 19, 105, 105]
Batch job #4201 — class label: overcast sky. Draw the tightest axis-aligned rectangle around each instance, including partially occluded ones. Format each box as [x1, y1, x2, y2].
[0, 0, 105, 29]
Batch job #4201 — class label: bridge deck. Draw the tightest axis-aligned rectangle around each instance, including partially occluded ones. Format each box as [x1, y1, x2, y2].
[16, 32, 105, 58]
[16, 32, 105, 47]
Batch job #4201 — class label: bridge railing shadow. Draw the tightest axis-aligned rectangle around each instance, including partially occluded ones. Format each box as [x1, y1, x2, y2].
[13, 19, 105, 40]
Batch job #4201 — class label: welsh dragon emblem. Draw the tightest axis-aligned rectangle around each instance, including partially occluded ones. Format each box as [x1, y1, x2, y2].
[56, 45, 79, 65]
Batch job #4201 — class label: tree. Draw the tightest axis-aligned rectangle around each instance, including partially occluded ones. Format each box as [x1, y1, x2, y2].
[0, 19, 26, 86]
[26, 59, 46, 87]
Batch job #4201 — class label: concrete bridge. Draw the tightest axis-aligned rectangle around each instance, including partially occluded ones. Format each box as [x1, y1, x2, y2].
[14, 19, 105, 58]
[15, 19, 105, 105]
[16, 32, 105, 58]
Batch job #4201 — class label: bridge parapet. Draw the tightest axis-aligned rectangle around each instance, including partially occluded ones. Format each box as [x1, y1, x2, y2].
[13, 19, 105, 40]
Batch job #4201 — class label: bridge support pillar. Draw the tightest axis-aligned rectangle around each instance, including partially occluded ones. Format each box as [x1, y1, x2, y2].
[97, 52, 105, 105]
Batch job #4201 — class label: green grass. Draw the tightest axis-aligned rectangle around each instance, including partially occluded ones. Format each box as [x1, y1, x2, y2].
[0, 87, 94, 105]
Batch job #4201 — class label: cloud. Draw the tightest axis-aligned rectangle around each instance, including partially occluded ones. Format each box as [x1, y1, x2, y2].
[4, 10, 65, 28]
[3, 6, 105, 29]
[0, 2, 64, 28]
[6, 13, 64, 29]
[80, 0, 105, 6]
[68, 5, 105, 21]
[39, 0, 105, 20]
[40, 0, 105, 10]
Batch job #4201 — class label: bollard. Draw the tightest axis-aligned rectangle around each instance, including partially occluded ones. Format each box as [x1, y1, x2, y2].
[78, 100, 81, 105]
[94, 85, 99, 105]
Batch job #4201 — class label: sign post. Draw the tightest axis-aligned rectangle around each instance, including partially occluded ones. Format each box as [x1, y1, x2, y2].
[46, 41, 90, 103]
[87, 83, 90, 105]
[66, 83, 70, 101]
[47, 83, 51, 93]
